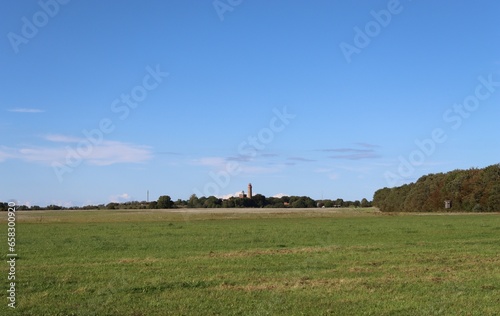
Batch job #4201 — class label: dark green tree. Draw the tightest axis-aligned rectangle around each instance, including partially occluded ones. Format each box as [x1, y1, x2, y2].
[203, 196, 222, 208]
[0, 202, 8, 211]
[157, 195, 174, 209]
[187, 194, 200, 208]
[251, 194, 267, 208]
[149, 201, 158, 209]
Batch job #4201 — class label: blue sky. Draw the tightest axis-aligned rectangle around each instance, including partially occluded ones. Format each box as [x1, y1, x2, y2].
[1, 0, 499, 207]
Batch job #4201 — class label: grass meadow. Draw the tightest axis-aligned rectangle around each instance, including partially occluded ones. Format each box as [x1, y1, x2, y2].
[1, 208, 499, 315]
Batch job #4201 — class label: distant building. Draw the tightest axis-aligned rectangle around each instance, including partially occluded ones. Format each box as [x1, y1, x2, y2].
[444, 200, 452, 209]
[238, 183, 253, 199]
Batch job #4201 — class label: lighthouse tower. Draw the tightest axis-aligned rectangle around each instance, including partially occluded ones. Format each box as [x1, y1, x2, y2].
[248, 183, 253, 199]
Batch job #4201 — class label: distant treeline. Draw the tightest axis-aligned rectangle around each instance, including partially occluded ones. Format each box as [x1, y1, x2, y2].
[0, 195, 372, 211]
[373, 164, 500, 212]
[158, 195, 372, 209]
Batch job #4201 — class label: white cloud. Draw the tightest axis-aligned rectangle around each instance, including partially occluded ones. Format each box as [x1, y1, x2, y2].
[17, 147, 68, 164]
[85, 141, 152, 166]
[44, 134, 82, 143]
[0, 134, 153, 166]
[21, 201, 32, 208]
[273, 193, 288, 198]
[218, 191, 243, 200]
[49, 200, 74, 208]
[8, 108, 44, 113]
[109, 193, 132, 203]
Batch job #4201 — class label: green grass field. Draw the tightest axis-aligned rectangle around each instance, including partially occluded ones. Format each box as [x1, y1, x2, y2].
[2, 208, 499, 315]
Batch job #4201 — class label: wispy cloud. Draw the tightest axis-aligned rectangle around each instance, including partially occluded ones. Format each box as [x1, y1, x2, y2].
[8, 108, 45, 113]
[355, 142, 380, 149]
[84, 141, 152, 166]
[155, 151, 181, 156]
[320, 148, 372, 153]
[260, 153, 279, 158]
[226, 155, 252, 163]
[319, 144, 381, 161]
[1, 134, 153, 166]
[44, 134, 82, 143]
[288, 157, 316, 162]
[329, 152, 380, 160]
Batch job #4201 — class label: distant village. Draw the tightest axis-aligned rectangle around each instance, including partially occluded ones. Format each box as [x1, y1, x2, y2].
[0, 182, 373, 211]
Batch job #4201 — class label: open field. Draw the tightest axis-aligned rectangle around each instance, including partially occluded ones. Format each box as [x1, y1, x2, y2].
[2, 208, 499, 315]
